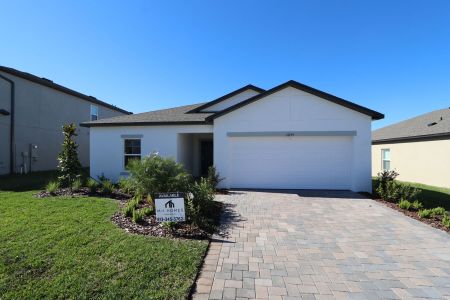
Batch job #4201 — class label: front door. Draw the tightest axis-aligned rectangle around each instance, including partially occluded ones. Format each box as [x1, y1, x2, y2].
[200, 140, 213, 177]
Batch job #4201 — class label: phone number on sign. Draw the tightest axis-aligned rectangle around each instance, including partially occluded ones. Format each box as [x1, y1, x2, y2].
[156, 217, 185, 222]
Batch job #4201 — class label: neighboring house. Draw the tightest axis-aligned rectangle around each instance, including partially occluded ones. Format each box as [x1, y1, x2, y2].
[0, 66, 131, 175]
[82, 80, 383, 192]
[372, 108, 450, 188]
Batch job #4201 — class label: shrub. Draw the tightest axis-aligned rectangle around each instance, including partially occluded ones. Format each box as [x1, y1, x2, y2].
[132, 209, 145, 223]
[398, 200, 411, 210]
[86, 178, 98, 193]
[101, 180, 115, 194]
[161, 221, 177, 230]
[418, 209, 432, 219]
[375, 170, 399, 199]
[118, 177, 135, 194]
[46, 181, 60, 195]
[126, 152, 191, 197]
[142, 207, 153, 216]
[72, 178, 83, 191]
[431, 207, 446, 216]
[57, 123, 82, 187]
[207, 165, 224, 190]
[123, 200, 138, 217]
[411, 200, 423, 211]
[397, 184, 420, 202]
[442, 213, 450, 228]
[375, 170, 420, 203]
[186, 178, 215, 226]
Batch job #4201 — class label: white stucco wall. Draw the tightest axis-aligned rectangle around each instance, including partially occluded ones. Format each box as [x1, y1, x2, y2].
[372, 140, 450, 188]
[200, 89, 261, 112]
[90, 125, 213, 181]
[0, 71, 128, 174]
[213, 87, 373, 192]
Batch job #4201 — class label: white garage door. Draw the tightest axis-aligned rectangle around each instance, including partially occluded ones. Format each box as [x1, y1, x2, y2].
[229, 136, 353, 189]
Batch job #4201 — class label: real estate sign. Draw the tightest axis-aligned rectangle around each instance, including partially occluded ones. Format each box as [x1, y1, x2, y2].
[155, 192, 186, 222]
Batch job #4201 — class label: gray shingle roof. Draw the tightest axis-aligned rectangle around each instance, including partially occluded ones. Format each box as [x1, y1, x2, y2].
[372, 108, 450, 143]
[81, 103, 213, 126]
[0, 66, 131, 114]
[81, 80, 384, 127]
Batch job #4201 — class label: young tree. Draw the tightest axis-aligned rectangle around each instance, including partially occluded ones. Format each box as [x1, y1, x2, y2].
[57, 123, 82, 187]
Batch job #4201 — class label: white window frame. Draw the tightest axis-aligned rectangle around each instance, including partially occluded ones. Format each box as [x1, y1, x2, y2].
[381, 148, 390, 171]
[123, 138, 141, 169]
[90, 105, 98, 121]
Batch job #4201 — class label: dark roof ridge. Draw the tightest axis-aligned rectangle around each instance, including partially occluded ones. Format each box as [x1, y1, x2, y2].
[205, 80, 384, 121]
[187, 84, 265, 113]
[0, 66, 131, 114]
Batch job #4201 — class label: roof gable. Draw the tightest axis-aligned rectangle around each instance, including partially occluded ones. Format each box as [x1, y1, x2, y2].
[187, 84, 265, 113]
[205, 80, 384, 121]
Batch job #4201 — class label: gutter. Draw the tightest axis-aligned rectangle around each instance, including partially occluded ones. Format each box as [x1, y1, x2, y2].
[372, 132, 450, 145]
[0, 74, 15, 174]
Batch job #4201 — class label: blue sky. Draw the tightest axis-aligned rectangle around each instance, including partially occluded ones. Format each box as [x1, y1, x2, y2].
[1, 1, 449, 129]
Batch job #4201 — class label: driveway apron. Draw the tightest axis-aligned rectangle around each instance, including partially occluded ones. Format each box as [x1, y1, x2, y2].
[192, 190, 450, 300]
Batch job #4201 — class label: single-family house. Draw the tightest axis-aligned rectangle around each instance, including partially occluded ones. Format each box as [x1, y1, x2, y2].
[0, 66, 131, 175]
[372, 108, 450, 188]
[82, 80, 383, 192]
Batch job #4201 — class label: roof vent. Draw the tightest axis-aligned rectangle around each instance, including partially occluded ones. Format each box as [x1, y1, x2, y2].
[89, 96, 97, 99]
[428, 122, 437, 127]
[41, 77, 53, 83]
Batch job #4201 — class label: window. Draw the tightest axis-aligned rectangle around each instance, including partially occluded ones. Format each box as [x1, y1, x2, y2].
[124, 139, 141, 168]
[90, 105, 98, 121]
[381, 149, 390, 171]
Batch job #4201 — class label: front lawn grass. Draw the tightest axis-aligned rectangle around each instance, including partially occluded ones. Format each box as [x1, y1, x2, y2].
[373, 179, 450, 210]
[0, 189, 208, 299]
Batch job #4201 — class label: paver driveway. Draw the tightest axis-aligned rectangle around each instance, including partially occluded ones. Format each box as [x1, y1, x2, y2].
[192, 190, 450, 300]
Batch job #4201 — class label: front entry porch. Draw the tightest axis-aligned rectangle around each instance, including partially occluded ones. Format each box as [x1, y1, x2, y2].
[177, 133, 213, 177]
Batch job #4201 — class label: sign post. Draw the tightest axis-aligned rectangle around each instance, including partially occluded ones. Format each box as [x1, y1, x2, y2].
[155, 192, 186, 222]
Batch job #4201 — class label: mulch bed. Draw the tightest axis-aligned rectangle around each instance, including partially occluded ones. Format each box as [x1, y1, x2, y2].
[35, 188, 132, 201]
[111, 212, 209, 239]
[111, 199, 223, 239]
[374, 198, 450, 234]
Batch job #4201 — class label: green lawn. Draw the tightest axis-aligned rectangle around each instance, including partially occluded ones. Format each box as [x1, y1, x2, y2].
[373, 179, 450, 210]
[0, 172, 208, 299]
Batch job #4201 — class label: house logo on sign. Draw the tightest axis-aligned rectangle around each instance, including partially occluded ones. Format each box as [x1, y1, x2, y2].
[155, 193, 185, 222]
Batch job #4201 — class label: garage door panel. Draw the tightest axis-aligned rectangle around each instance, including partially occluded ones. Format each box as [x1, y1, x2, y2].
[229, 136, 352, 189]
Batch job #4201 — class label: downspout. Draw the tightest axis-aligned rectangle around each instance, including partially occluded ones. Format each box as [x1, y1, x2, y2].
[0, 74, 15, 174]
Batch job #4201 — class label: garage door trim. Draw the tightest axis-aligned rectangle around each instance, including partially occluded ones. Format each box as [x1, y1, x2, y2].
[227, 131, 357, 137]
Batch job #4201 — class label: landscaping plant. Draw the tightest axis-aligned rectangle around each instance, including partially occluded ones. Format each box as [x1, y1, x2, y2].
[431, 207, 446, 216]
[118, 177, 135, 194]
[398, 199, 411, 210]
[187, 178, 215, 227]
[442, 213, 450, 228]
[411, 200, 423, 211]
[46, 181, 60, 195]
[100, 180, 115, 195]
[132, 209, 145, 223]
[72, 178, 83, 191]
[123, 200, 138, 217]
[126, 152, 191, 197]
[207, 165, 224, 190]
[57, 123, 82, 188]
[162, 221, 177, 231]
[86, 178, 98, 193]
[418, 209, 432, 219]
[375, 170, 420, 203]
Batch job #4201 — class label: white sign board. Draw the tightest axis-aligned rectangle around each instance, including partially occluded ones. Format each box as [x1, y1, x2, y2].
[155, 192, 186, 222]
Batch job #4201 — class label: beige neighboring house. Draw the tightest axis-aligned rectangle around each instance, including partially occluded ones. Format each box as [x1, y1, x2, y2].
[0, 66, 131, 175]
[372, 108, 450, 188]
